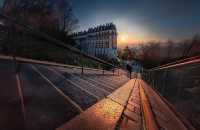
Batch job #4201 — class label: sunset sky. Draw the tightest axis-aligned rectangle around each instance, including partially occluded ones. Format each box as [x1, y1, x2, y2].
[71, 0, 200, 46]
[0, 0, 199, 46]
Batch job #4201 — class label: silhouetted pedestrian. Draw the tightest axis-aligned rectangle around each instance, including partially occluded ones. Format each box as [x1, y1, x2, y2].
[126, 64, 132, 79]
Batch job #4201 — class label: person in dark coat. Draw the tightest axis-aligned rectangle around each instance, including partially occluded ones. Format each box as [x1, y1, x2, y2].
[126, 64, 132, 79]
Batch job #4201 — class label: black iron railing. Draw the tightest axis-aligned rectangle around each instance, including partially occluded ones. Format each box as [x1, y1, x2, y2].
[142, 56, 200, 129]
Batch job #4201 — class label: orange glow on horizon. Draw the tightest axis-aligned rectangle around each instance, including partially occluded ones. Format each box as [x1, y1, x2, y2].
[118, 35, 131, 44]
[118, 34, 139, 46]
[117, 33, 155, 47]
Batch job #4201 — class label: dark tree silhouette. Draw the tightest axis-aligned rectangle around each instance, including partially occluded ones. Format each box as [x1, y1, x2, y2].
[2, 0, 78, 34]
[184, 34, 200, 57]
[125, 35, 200, 68]
[121, 46, 135, 60]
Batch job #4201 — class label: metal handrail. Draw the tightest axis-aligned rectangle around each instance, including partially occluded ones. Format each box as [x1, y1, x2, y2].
[150, 55, 200, 71]
[139, 82, 159, 130]
[0, 54, 118, 75]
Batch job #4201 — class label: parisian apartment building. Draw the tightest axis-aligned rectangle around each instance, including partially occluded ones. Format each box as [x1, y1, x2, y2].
[72, 23, 118, 60]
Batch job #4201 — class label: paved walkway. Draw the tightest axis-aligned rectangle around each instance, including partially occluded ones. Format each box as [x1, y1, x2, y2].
[57, 79, 195, 130]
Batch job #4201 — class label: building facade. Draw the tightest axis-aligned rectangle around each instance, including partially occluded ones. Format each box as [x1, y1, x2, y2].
[72, 23, 118, 60]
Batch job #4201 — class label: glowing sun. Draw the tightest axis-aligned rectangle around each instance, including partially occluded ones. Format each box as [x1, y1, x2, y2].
[119, 35, 128, 43]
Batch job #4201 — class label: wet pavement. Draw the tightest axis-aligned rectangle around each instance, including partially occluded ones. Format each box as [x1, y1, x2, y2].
[57, 79, 195, 130]
[0, 57, 129, 130]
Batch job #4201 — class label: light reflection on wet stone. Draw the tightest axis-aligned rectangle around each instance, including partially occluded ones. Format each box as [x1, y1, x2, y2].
[57, 99, 123, 130]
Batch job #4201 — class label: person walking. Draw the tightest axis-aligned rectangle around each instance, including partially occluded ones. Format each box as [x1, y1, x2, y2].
[126, 64, 132, 79]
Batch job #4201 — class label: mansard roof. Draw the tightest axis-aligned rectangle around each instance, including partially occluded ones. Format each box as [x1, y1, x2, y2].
[72, 23, 117, 37]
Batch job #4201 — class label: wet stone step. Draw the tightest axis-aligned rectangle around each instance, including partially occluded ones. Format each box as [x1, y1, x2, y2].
[20, 64, 80, 130]
[32, 65, 97, 109]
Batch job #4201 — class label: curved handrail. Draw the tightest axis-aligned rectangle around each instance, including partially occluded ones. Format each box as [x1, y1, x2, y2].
[150, 55, 200, 71]
[0, 54, 117, 74]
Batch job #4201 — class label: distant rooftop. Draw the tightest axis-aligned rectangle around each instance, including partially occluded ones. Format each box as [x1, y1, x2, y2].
[72, 23, 117, 36]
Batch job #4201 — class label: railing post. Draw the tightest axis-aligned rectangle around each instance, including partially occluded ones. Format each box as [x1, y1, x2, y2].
[12, 56, 26, 123]
[81, 66, 84, 75]
[161, 70, 168, 96]
[118, 69, 120, 76]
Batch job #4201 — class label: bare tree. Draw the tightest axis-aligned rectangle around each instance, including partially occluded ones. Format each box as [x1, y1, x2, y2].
[120, 46, 135, 60]
[184, 34, 200, 57]
[2, 0, 78, 34]
[135, 41, 163, 67]
[58, 0, 78, 34]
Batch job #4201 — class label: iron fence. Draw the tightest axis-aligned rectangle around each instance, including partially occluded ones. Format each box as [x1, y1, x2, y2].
[142, 56, 200, 129]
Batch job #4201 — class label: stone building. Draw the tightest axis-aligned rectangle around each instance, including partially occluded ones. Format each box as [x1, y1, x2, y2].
[72, 23, 118, 60]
